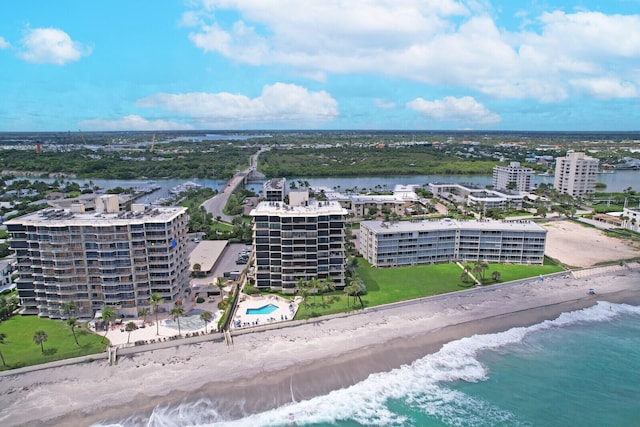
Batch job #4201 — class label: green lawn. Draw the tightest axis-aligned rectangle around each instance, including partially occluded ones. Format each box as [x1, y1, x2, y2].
[294, 258, 564, 320]
[0, 316, 106, 370]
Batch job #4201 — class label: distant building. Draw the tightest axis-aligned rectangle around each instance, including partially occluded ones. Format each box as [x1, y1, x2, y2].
[5, 203, 190, 318]
[492, 161, 533, 191]
[622, 207, 640, 233]
[263, 178, 286, 202]
[0, 259, 15, 293]
[250, 200, 347, 294]
[429, 183, 523, 211]
[360, 219, 547, 267]
[554, 152, 599, 197]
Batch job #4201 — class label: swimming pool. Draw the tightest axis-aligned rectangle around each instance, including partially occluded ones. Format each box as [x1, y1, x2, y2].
[246, 304, 279, 315]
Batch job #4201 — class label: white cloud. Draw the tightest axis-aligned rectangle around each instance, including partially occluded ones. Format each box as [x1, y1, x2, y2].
[185, 1, 640, 102]
[18, 27, 91, 65]
[570, 78, 638, 99]
[0, 36, 10, 49]
[79, 115, 193, 131]
[375, 99, 396, 109]
[406, 96, 500, 125]
[137, 82, 338, 126]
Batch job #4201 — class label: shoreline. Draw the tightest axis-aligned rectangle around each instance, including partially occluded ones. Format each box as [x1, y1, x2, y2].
[1, 270, 639, 426]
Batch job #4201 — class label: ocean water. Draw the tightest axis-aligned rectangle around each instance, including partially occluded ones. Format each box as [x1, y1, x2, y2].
[99, 301, 640, 427]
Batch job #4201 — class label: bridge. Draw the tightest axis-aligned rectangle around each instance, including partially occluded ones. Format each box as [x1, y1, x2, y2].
[200, 147, 269, 222]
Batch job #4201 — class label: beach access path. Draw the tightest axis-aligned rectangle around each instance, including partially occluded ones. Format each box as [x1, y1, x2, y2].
[1, 266, 638, 427]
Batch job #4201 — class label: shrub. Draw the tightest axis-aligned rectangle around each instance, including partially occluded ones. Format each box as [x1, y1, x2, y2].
[196, 297, 205, 303]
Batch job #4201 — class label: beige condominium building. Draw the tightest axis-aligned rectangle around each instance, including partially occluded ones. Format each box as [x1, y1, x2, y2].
[360, 219, 547, 267]
[5, 196, 190, 319]
[492, 161, 533, 191]
[250, 200, 347, 294]
[554, 151, 599, 197]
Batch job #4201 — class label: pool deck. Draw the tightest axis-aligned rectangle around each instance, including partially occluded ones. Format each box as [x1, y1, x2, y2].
[233, 295, 299, 329]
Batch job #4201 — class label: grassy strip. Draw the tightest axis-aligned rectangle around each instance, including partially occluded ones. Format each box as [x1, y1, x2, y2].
[0, 316, 106, 370]
[294, 259, 564, 320]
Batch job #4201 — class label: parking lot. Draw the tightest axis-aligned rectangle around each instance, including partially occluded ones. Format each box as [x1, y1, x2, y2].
[209, 242, 252, 279]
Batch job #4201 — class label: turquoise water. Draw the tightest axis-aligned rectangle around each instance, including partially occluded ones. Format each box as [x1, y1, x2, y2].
[246, 304, 279, 315]
[98, 301, 640, 427]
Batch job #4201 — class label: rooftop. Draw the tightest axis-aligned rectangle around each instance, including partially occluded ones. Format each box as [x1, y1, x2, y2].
[5, 205, 187, 226]
[361, 219, 546, 234]
[250, 200, 347, 216]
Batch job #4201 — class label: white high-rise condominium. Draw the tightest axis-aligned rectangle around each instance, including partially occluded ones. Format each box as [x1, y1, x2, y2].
[492, 161, 533, 192]
[6, 201, 190, 318]
[554, 152, 599, 197]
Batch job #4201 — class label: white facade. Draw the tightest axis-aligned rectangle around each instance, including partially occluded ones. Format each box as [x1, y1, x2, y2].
[492, 162, 533, 191]
[622, 207, 640, 233]
[6, 206, 190, 318]
[250, 201, 347, 294]
[0, 259, 15, 292]
[429, 183, 524, 211]
[554, 152, 599, 197]
[360, 219, 547, 267]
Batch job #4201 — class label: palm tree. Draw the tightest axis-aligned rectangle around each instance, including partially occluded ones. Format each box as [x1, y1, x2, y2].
[192, 263, 202, 277]
[33, 330, 48, 354]
[318, 278, 335, 307]
[67, 317, 80, 346]
[460, 271, 470, 283]
[138, 308, 149, 325]
[200, 311, 213, 333]
[170, 306, 186, 336]
[344, 278, 367, 308]
[149, 293, 163, 335]
[347, 278, 366, 309]
[100, 306, 116, 343]
[216, 277, 226, 299]
[61, 301, 77, 319]
[307, 278, 320, 305]
[0, 332, 7, 366]
[125, 322, 138, 344]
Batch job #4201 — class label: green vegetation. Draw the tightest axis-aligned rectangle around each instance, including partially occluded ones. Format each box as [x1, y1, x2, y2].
[293, 259, 564, 320]
[260, 146, 497, 177]
[0, 144, 254, 179]
[180, 187, 217, 233]
[0, 316, 105, 370]
[223, 188, 257, 216]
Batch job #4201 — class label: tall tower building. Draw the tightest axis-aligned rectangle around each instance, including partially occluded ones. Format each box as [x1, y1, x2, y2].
[6, 204, 190, 318]
[554, 152, 599, 197]
[492, 161, 533, 191]
[250, 200, 347, 294]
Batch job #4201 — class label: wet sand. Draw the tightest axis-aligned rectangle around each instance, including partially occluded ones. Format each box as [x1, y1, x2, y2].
[1, 268, 638, 426]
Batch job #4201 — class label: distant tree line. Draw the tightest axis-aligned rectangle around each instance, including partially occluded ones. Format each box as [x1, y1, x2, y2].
[0, 145, 254, 179]
[259, 146, 497, 177]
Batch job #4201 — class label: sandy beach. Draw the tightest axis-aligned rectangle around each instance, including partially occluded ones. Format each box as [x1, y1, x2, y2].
[1, 265, 639, 426]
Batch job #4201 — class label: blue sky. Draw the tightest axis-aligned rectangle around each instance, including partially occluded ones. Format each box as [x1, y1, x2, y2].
[1, 0, 639, 131]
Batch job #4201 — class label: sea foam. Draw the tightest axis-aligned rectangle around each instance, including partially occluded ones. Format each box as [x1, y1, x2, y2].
[95, 301, 640, 427]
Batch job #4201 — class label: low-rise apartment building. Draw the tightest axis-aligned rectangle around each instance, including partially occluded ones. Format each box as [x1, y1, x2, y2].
[250, 200, 347, 294]
[5, 198, 190, 318]
[360, 219, 546, 267]
[429, 183, 524, 210]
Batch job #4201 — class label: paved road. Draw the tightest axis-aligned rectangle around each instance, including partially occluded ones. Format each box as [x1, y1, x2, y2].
[201, 147, 269, 222]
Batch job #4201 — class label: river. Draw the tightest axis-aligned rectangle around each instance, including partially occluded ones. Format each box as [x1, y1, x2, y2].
[16, 170, 639, 204]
